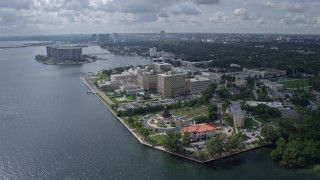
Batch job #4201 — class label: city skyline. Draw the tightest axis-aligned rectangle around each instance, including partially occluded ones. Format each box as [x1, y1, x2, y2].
[0, 0, 320, 35]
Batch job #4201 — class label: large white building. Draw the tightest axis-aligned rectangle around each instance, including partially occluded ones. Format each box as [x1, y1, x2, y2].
[97, 80, 122, 91]
[244, 68, 286, 78]
[260, 79, 283, 90]
[186, 76, 211, 94]
[158, 71, 186, 97]
[201, 72, 222, 83]
[246, 101, 283, 108]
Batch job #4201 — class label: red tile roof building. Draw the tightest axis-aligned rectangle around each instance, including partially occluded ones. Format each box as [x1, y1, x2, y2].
[181, 123, 216, 139]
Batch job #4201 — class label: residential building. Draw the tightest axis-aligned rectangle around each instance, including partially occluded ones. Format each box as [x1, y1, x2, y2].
[186, 76, 211, 94]
[158, 71, 186, 97]
[46, 46, 82, 61]
[181, 123, 216, 139]
[226, 101, 245, 127]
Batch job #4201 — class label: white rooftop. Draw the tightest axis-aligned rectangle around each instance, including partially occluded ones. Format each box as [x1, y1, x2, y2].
[246, 101, 283, 108]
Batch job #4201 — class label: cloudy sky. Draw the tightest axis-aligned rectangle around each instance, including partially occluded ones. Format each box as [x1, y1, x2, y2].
[0, 0, 320, 35]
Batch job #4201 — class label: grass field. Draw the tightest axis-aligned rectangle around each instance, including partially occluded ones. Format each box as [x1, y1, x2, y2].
[148, 134, 166, 145]
[281, 79, 310, 89]
[242, 118, 259, 130]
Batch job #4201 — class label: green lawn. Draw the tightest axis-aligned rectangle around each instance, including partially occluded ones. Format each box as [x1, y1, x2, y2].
[281, 79, 310, 89]
[148, 135, 166, 145]
[170, 106, 207, 119]
[242, 118, 259, 130]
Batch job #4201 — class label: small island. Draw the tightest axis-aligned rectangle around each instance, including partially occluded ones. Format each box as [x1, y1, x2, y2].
[35, 45, 98, 65]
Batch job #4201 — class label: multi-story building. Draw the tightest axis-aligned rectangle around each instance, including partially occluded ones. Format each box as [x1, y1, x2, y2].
[226, 101, 245, 127]
[149, 47, 157, 57]
[97, 80, 122, 91]
[46, 46, 82, 61]
[186, 76, 211, 94]
[158, 71, 186, 97]
[138, 72, 158, 91]
[153, 62, 172, 73]
[201, 72, 222, 83]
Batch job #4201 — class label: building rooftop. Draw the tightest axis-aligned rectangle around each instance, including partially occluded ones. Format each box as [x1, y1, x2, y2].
[189, 76, 211, 82]
[181, 123, 216, 133]
[246, 101, 283, 108]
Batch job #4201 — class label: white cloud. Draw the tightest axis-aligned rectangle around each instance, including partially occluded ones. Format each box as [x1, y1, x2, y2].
[233, 8, 252, 20]
[209, 11, 226, 22]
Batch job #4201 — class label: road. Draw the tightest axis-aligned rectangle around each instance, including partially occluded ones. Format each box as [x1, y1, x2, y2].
[80, 77, 115, 105]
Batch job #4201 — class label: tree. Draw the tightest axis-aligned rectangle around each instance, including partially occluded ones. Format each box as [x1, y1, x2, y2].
[208, 105, 218, 121]
[225, 133, 246, 152]
[163, 131, 183, 152]
[127, 117, 134, 124]
[206, 134, 225, 156]
[182, 132, 190, 147]
[261, 125, 280, 145]
[193, 115, 210, 124]
[270, 139, 286, 160]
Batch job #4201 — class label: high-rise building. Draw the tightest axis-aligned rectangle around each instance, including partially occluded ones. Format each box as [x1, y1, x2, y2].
[149, 47, 157, 57]
[111, 33, 120, 43]
[158, 71, 186, 97]
[138, 72, 158, 91]
[46, 46, 82, 61]
[160, 30, 165, 40]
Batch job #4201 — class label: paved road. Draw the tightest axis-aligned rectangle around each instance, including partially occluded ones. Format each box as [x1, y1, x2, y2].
[82, 77, 115, 105]
[140, 115, 192, 134]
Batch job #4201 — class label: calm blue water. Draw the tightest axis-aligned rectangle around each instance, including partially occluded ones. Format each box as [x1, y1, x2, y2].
[0, 45, 318, 179]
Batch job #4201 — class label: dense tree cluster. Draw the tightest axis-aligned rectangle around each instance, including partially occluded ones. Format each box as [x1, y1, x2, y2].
[103, 41, 320, 74]
[267, 110, 320, 168]
[205, 133, 246, 157]
[163, 131, 189, 153]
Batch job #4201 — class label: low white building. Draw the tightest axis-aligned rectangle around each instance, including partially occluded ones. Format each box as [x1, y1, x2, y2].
[260, 79, 283, 90]
[201, 72, 222, 83]
[119, 84, 143, 95]
[98, 80, 122, 91]
[246, 101, 283, 108]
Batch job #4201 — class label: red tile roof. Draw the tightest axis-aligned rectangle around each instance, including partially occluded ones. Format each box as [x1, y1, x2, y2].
[181, 123, 216, 133]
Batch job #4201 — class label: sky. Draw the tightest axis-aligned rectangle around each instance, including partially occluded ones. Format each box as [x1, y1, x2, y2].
[0, 0, 320, 35]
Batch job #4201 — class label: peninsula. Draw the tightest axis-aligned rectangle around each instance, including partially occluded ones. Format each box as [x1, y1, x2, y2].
[35, 45, 97, 65]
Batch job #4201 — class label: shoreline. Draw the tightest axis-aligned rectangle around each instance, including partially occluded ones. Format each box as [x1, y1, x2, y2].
[80, 76, 268, 164]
